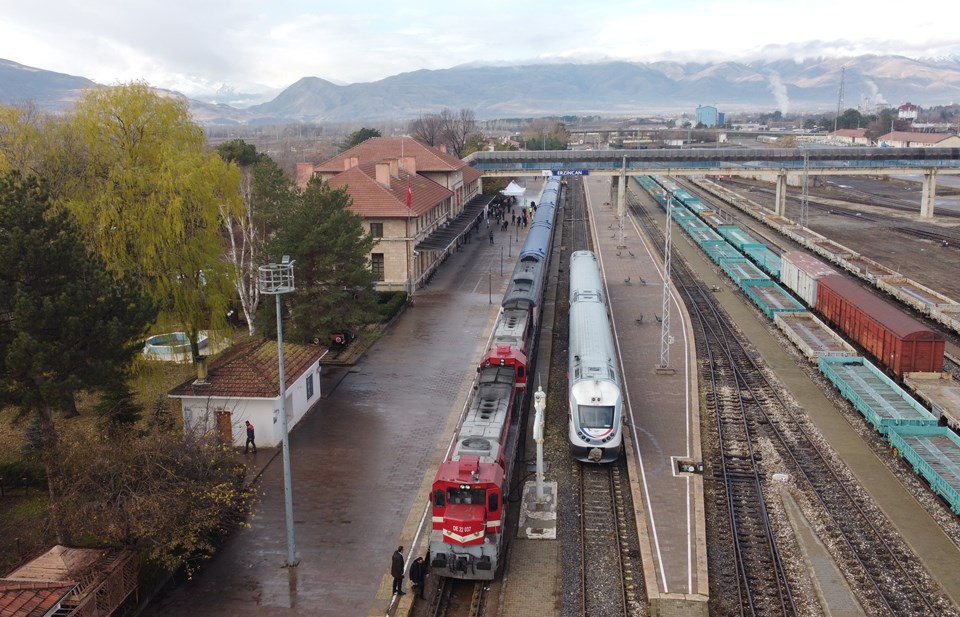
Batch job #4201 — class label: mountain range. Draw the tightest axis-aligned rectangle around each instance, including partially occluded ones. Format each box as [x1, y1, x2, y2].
[2, 55, 960, 124]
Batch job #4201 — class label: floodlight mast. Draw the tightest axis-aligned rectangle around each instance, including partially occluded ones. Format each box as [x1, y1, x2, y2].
[258, 259, 298, 567]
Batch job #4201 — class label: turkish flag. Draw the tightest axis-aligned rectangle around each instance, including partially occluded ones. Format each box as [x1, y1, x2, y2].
[406, 178, 413, 209]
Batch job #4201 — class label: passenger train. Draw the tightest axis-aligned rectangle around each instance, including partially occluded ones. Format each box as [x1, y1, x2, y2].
[567, 250, 623, 463]
[429, 177, 562, 579]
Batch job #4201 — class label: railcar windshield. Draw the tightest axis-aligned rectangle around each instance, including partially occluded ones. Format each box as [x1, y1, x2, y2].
[579, 405, 615, 429]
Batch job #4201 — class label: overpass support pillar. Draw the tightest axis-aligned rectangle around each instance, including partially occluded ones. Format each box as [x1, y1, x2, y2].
[774, 169, 788, 217]
[920, 169, 937, 219]
[617, 166, 626, 223]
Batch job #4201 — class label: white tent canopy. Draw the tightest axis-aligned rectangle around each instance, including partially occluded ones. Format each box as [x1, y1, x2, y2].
[500, 181, 525, 197]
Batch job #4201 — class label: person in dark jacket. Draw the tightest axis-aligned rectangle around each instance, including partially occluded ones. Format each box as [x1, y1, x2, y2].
[244, 421, 256, 453]
[409, 556, 426, 599]
[391, 546, 405, 595]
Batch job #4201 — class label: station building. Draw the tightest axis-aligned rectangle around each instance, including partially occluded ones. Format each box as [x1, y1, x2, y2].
[296, 137, 484, 293]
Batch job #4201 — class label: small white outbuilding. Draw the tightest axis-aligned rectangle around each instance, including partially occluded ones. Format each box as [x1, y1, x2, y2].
[169, 337, 328, 448]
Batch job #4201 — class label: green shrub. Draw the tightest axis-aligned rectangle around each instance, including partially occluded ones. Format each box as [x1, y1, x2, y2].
[376, 291, 407, 321]
[0, 460, 47, 489]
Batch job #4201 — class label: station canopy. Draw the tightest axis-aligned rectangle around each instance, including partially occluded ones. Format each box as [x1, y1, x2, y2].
[500, 181, 525, 197]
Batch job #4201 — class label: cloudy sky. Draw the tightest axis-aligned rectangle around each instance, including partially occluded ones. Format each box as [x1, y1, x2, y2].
[1, 0, 957, 103]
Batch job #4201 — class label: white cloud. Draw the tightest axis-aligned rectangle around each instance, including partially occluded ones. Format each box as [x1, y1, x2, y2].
[1, 0, 958, 100]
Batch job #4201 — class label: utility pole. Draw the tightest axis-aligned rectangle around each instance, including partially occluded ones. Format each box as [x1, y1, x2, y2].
[657, 193, 675, 374]
[834, 66, 845, 133]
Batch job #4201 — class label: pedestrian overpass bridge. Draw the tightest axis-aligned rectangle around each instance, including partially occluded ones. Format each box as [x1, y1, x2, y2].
[464, 147, 960, 218]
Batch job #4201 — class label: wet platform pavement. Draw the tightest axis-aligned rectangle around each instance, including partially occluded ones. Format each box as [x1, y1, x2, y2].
[142, 209, 530, 617]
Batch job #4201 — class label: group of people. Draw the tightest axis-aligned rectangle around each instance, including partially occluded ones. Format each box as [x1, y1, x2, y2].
[486, 198, 537, 244]
[390, 545, 427, 599]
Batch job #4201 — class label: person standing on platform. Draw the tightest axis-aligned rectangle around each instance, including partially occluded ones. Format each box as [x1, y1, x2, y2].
[409, 556, 426, 599]
[489, 230, 494, 245]
[244, 421, 256, 453]
[391, 546, 406, 595]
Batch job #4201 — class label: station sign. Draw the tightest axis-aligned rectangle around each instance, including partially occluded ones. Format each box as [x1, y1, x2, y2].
[550, 169, 590, 176]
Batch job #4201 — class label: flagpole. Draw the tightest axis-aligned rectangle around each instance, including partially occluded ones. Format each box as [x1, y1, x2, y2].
[406, 172, 414, 302]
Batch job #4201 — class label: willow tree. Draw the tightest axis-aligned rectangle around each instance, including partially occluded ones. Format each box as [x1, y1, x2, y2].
[0, 103, 48, 175]
[56, 83, 243, 359]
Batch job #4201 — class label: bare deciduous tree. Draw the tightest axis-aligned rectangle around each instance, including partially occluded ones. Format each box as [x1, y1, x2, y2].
[408, 114, 444, 147]
[440, 108, 477, 158]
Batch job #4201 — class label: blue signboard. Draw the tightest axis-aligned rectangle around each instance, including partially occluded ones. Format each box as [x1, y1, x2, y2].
[551, 169, 590, 176]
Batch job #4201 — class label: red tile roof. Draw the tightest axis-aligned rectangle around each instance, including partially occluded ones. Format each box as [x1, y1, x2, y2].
[328, 163, 452, 217]
[831, 129, 866, 138]
[0, 580, 76, 617]
[169, 338, 327, 399]
[315, 137, 468, 174]
[461, 164, 482, 184]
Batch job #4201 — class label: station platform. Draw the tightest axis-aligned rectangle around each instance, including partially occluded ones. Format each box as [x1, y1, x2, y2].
[141, 191, 532, 617]
[582, 176, 709, 614]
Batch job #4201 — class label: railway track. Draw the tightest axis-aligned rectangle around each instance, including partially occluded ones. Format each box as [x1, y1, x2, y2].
[720, 177, 960, 249]
[630, 186, 955, 616]
[429, 579, 486, 617]
[579, 464, 630, 616]
[564, 176, 591, 252]
[652, 207, 798, 616]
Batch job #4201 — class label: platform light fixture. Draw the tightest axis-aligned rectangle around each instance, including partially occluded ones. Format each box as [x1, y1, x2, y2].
[258, 257, 298, 567]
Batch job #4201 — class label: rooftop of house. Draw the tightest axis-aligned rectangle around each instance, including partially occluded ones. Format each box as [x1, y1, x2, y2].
[169, 337, 327, 399]
[328, 162, 453, 217]
[314, 136, 470, 174]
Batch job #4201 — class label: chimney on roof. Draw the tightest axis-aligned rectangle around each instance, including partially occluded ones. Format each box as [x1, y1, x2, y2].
[438, 144, 447, 154]
[375, 162, 392, 187]
[344, 156, 360, 171]
[295, 163, 314, 190]
[387, 158, 399, 177]
[400, 155, 416, 175]
[194, 355, 209, 385]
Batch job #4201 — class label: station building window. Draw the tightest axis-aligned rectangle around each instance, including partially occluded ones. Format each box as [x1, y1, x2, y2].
[370, 222, 383, 238]
[371, 253, 385, 281]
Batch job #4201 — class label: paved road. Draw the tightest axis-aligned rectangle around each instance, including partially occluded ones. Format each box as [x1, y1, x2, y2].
[143, 213, 529, 616]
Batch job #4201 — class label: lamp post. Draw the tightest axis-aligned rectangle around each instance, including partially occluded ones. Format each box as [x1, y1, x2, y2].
[533, 386, 546, 501]
[258, 256, 298, 567]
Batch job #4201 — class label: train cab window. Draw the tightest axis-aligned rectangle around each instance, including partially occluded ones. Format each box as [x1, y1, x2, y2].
[517, 366, 525, 379]
[447, 488, 486, 505]
[434, 489, 445, 507]
[580, 404, 615, 429]
[488, 492, 499, 513]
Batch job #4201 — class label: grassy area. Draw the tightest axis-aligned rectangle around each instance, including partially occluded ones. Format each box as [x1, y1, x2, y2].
[0, 350, 199, 575]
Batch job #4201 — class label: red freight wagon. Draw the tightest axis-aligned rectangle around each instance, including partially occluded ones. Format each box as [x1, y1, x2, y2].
[815, 274, 944, 377]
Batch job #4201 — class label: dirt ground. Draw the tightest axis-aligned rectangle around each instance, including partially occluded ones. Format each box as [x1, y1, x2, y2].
[733, 175, 960, 303]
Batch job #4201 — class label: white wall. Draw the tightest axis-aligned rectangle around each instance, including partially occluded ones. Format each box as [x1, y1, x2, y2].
[177, 362, 322, 448]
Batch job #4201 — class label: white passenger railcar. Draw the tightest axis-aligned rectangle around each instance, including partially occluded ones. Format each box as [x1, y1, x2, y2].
[567, 250, 623, 463]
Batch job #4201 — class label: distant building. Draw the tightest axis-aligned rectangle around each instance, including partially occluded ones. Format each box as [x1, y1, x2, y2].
[829, 128, 871, 146]
[898, 102, 919, 121]
[696, 105, 724, 128]
[877, 131, 960, 148]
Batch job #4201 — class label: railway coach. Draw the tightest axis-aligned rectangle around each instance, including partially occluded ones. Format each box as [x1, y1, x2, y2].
[429, 178, 563, 579]
[568, 250, 623, 463]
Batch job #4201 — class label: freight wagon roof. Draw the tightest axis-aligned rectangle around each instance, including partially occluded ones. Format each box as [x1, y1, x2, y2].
[819, 274, 941, 340]
[783, 251, 837, 278]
